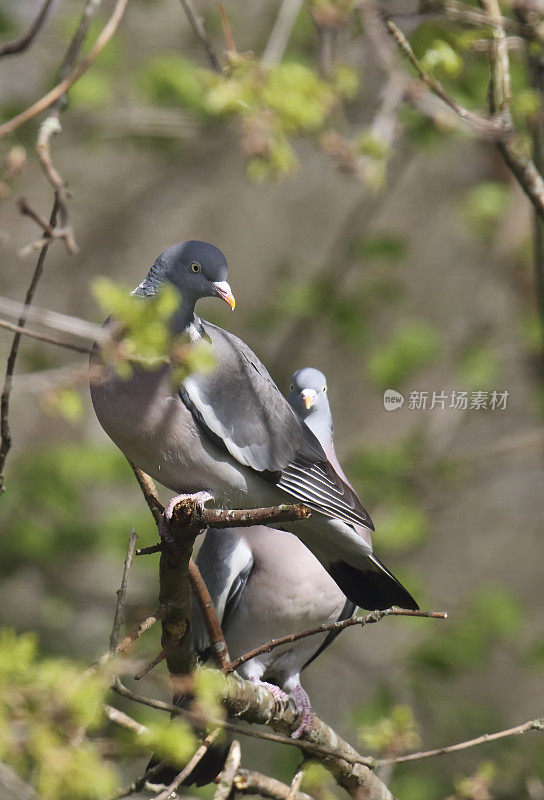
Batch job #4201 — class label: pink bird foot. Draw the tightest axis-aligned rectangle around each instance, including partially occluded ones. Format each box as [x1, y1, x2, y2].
[250, 678, 290, 704]
[290, 684, 313, 739]
[158, 491, 214, 543]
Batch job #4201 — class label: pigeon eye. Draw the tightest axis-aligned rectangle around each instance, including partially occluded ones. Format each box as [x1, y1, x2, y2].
[289, 383, 294, 391]
[190, 262, 201, 273]
[323, 385, 327, 392]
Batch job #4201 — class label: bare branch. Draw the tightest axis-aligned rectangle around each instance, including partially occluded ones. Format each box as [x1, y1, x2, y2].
[136, 503, 311, 555]
[0, 0, 130, 138]
[286, 767, 305, 800]
[213, 741, 241, 800]
[104, 704, 148, 735]
[479, 0, 511, 114]
[109, 529, 139, 656]
[0, 0, 55, 58]
[17, 195, 77, 255]
[217, 3, 236, 55]
[0, 317, 92, 354]
[35, 118, 78, 254]
[178, 0, 222, 72]
[0, 199, 59, 491]
[0, 295, 106, 342]
[378, 716, 544, 766]
[234, 769, 314, 800]
[262, 0, 305, 65]
[385, 19, 510, 139]
[0, 760, 39, 800]
[225, 608, 447, 674]
[127, 463, 163, 525]
[189, 558, 230, 669]
[134, 648, 166, 680]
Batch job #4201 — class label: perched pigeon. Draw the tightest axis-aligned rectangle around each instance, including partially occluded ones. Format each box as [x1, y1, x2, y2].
[90, 241, 418, 612]
[192, 369, 359, 738]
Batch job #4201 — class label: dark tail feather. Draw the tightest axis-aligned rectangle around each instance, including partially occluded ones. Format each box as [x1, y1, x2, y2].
[146, 694, 231, 788]
[146, 738, 231, 788]
[328, 554, 418, 611]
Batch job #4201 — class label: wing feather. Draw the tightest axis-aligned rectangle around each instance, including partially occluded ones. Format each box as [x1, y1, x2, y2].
[180, 321, 373, 530]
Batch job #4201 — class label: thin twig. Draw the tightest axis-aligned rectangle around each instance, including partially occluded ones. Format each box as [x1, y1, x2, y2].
[0, 295, 105, 341]
[88, 608, 164, 675]
[262, 0, 304, 65]
[378, 717, 544, 766]
[0, 317, 92, 354]
[151, 729, 221, 800]
[0, 0, 130, 138]
[135, 503, 311, 555]
[178, 0, 221, 72]
[189, 558, 230, 670]
[35, 118, 78, 254]
[479, 0, 511, 114]
[217, 3, 236, 54]
[0, 760, 39, 800]
[109, 529, 139, 656]
[233, 769, 314, 800]
[287, 767, 305, 800]
[0, 0, 55, 58]
[385, 19, 510, 139]
[127, 463, 163, 524]
[225, 608, 447, 674]
[214, 740, 241, 800]
[104, 704, 148, 735]
[134, 648, 166, 680]
[0, 199, 59, 492]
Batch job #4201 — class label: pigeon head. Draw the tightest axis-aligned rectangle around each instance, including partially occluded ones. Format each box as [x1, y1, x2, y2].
[287, 367, 329, 415]
[132, 241, 235, 311]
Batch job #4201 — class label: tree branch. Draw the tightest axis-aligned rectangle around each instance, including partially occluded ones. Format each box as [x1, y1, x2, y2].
[234, 769, 314, 800]
[225, 608, 447, 674]
[189, 558, 231, 669]
[0, 199, 59, 491]
[0, 317, 92, 354]
[0, 0, 55, 58]
[262, 0, 305, 66]
[378, 716, 544, 766]
[113, 675, 394, 798]
[213, 740, 241, 800]
[109, 529, 139, 656]
[177, 0, 221, 73]
[135, 503, 311, 555]
[385, 19, 510, 139]
[0, 0, 130, 138]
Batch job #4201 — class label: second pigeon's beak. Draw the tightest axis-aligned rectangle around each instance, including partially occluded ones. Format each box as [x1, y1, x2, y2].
[213, 280, 236, 310]
[300, 389, 317, 410]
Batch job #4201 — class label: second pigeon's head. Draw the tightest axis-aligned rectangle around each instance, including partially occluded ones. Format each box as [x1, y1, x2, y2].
[132, 241, 235, 311]
[287, 367, 332, 443]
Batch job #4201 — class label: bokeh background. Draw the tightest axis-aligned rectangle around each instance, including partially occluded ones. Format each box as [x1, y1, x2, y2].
[1, 1, 544, 798]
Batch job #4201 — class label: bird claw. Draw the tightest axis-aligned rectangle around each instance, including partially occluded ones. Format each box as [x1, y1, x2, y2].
[158, 491, 214, 542]
[290, 684, 313, 739]
[250, 678, 290, 704]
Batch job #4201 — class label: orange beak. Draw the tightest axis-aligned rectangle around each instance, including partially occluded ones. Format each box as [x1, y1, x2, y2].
[213, 280, 236, 310]
[300, 389, 317, 410]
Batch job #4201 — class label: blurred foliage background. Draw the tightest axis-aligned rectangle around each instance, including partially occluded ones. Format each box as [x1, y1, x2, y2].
[1, 0, 544, 798]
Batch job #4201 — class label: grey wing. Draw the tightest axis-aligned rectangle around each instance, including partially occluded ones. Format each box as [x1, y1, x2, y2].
[301, 599, 357, 672]
[191, 529, 254, 659]
[181, 323, 304, 472]
[180, 322, 373, 530]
